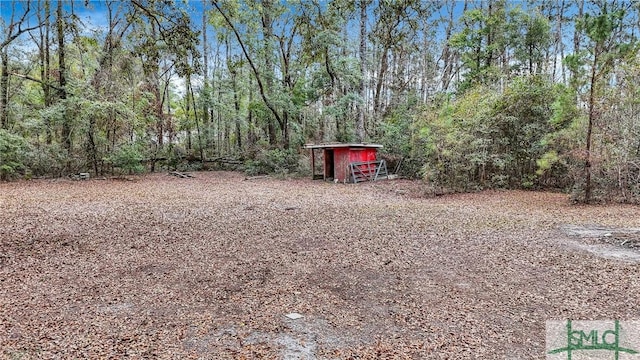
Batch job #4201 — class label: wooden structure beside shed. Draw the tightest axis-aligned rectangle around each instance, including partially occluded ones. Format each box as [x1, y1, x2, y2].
[303, 143, 388, 183]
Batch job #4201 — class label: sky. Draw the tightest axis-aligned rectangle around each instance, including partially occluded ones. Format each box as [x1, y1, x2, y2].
[3, 0, 579, 52]
[0, 1, 206, 34]
[1, 0, 585, 80]
[1, 0, 465, 40]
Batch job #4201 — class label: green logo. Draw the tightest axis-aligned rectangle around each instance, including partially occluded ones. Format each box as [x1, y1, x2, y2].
[548, 319, 639, 359]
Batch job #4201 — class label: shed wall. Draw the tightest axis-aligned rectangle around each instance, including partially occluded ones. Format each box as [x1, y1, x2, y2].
[333, 148, 351, 182]
[326, 147, 378, 182]
[349, 148, 377, 163]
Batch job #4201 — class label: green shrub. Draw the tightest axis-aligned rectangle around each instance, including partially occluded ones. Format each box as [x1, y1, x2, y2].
[0, 130, 29, 180]
[26, 143, 69, 177]
[163, 144, 186, 171]
[416, 76, 562, 190]
[105, 143, 145, 174]
[244, 148, 300, 176]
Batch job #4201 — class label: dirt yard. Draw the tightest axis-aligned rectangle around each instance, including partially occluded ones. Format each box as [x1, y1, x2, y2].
[1, 172, 640, 359]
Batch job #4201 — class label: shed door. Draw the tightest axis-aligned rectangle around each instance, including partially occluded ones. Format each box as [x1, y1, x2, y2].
[324, 149, 334, 180]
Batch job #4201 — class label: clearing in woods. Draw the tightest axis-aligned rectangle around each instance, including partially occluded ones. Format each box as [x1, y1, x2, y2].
[1, 172, 639, 358]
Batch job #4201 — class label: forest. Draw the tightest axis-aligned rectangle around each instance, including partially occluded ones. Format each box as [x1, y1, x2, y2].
[0, 0, 639, 203]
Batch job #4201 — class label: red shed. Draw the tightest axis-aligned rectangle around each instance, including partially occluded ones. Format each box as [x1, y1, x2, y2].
[303, 143, 387, 183]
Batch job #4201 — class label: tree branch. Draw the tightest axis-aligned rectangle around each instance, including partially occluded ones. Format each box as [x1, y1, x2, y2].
[0, 2, 42, 51]
[212, 2, 284, 129]
[130, 0, 169, 40]
[10, 72, 62, 91]
[1, 24, 42, 52]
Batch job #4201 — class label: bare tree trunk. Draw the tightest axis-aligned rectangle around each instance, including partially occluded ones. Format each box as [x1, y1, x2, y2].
[356, 0, 367, 143]
[552, 0, 567, 83]
[374, 45, 389, 116]
[323, 45, 335, 142]
[202, 0, 208, 84]
[149, 25, 164, 159]
[261, 0, 277, 147]
[137, 19, 164, 172]
[247, 77, 257, 153]
[42, 0, 52, 141]
[486, 0, 494, 69]
[212, 43, 220, 155]
[573, 0, 584, 56]
[187, 73, 204, 163]
[0, 49, 8, 129]
[165, 76, 173, 143]
[231, 68, 242, 151]
[217, 83, 222, 156]
[440, 2, 455, 92]
[57, 0, 71, 159]
[584, 46, 599, 203]
[201, 0, 210, 125]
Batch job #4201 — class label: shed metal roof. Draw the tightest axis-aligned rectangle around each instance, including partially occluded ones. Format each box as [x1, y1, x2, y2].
[303, 143, 383, 149]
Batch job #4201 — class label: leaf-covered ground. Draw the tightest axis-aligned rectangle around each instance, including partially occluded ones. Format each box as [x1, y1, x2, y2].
[1, 172, 639, 359]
